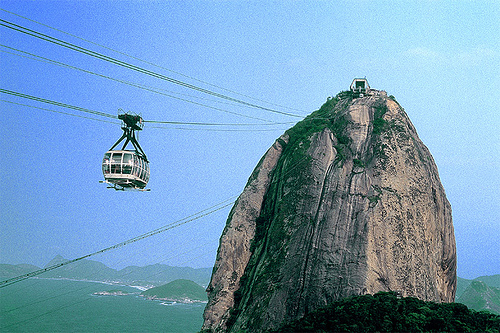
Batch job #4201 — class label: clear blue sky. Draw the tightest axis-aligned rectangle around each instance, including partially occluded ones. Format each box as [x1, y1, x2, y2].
[0, 1, 498, 280]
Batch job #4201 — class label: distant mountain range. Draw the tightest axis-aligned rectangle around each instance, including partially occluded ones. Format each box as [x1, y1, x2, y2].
[0, 255, 212, 288]
[456, 275, 500, 298]
[1, 257, 498, 315]
[456, 275, 500, 314]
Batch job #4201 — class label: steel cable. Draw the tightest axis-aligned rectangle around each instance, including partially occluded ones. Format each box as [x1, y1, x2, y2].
[0, 7, 306, 114]
[0, 19, 303, 118]
[0, 197, 236, 289]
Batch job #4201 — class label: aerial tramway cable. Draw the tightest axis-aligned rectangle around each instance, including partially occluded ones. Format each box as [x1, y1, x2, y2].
[0, 196, 237, 289]
[0, 89, 296, 128]
[0, 44, 280, 123]
[0, 89, 117, 119]
[0, 7, 305, 114]
[0, 241, 219, 331]
[0, 9, 310, 284]
[0, 19, 303, 118]
[1, 13, 309, 126]
[0, 98, 290, 131]
[0, 99, 120, 124]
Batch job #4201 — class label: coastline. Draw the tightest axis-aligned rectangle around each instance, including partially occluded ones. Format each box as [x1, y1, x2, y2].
[33, 276, 152, 291]
[141, 294, 208, 304]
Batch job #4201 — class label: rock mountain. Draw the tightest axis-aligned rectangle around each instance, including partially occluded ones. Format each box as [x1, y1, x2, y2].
[202, 88, 457, 332]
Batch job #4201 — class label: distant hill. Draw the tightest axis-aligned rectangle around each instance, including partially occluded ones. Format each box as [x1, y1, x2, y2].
[457, 280, 500, 315]
[456, 275, 500, 300]
[141, 279, 207, 302]
[0, 255, 212, 287]
[3, 257, 497, 314]
[456, 277, 472, 299]
[476, 274, 500, 288]
[0, 263, 40, 278]
[115, 264, 211, 286]
[41, 255, 117, 281]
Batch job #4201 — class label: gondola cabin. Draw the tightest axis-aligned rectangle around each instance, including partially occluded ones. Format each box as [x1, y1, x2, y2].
[102, 150, 150, 189]
[101, 113, 150, 190]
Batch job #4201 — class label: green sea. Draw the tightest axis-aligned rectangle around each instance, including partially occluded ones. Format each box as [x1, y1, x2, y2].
[0, 278, 205, 332]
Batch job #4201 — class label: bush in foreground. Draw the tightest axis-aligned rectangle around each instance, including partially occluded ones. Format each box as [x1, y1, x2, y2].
[274, 292, 500, 332]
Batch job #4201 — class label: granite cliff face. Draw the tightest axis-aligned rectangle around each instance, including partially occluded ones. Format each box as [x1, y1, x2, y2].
[202, 91, 456, 332]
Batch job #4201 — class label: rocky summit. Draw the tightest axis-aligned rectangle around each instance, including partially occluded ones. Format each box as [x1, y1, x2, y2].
[202, 86, 457, 332]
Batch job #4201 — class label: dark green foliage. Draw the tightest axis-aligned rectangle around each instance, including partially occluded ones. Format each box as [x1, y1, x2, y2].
[333, 144, 346, 166]
[331, 115, 350, 145]
[373, 117, 388, 135]
[281, 96, 351, 173]
[336, 90, 353, 100]
[367, 195, 380, 208]
[274, 292, 500, 333]
[276, 97, 354, 183]
[225, 308, 241, 330]
[370, 99, 391, 166]
[252, 215, 272, 251]
[227, 97, 353, 330]
[372, 98, 389, 135]
[284, 96, 352, 153]
[285, 97, 338, 150]
[353, 159, 365, 168]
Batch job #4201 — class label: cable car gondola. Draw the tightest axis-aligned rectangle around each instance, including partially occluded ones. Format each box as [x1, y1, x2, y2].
[101, 113, 150, 190]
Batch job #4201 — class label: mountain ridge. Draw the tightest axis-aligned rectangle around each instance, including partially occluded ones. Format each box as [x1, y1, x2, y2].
[457, 280, 500, 315]
[0, 255, 212, 287]
[456, 275, 500, 299]
[1, 260, 498, 315]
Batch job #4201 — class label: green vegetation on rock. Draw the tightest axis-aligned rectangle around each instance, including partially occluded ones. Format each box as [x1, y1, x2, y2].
[284, 95, 350, 152]
[274, 292, 500, 333]
[249, 96, 350, 253]
[229, 96, 359, 329]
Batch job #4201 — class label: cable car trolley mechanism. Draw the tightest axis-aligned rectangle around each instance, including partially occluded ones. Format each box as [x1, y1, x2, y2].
[101, 112, 150, 191]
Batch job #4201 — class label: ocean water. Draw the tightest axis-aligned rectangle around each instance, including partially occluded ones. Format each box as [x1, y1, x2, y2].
[0, 279, 205, 332]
